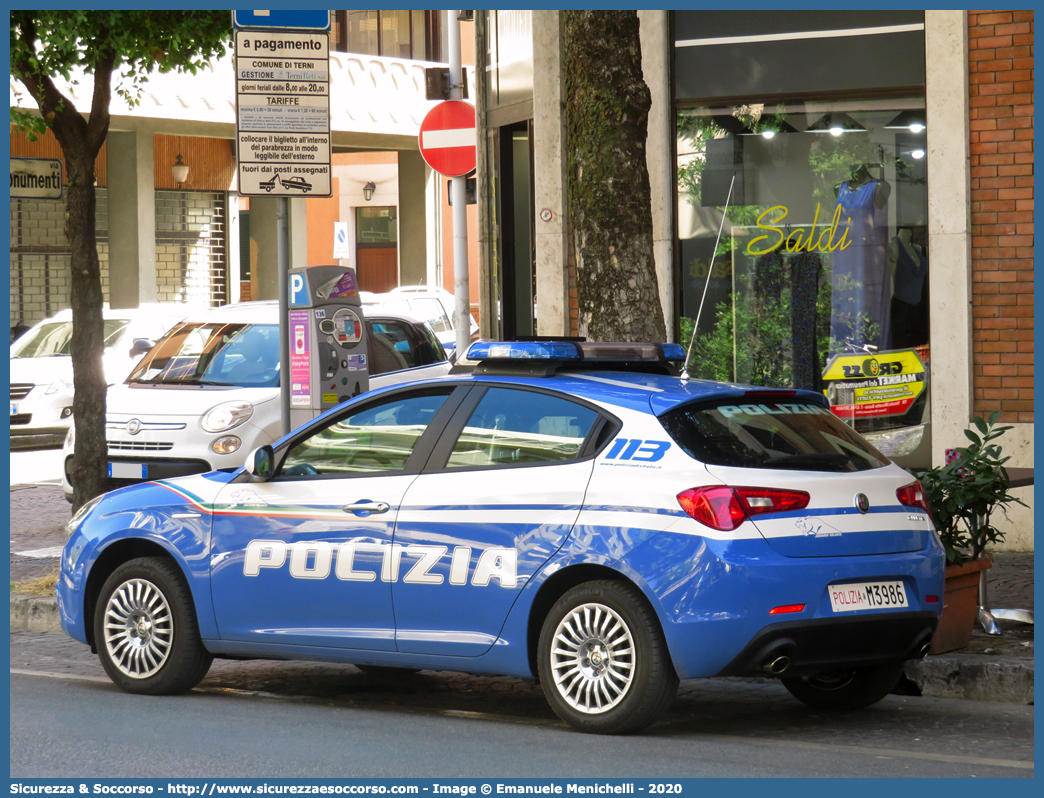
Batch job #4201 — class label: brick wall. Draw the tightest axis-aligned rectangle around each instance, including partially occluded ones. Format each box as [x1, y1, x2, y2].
[968, 10, 1034, 423]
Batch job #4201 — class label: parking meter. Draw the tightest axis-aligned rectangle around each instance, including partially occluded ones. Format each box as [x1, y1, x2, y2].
[288, 265, 370, 429]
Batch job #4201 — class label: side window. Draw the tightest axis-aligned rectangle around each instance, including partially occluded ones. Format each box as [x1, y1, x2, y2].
[445, 388, 599, 469]
[367, 319, 441, 375]
[280, 390, 451, 477]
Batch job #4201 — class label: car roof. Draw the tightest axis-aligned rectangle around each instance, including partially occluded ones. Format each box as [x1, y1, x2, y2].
[429, 370, 827, 416]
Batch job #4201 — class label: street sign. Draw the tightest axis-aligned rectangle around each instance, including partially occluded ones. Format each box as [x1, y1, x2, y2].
[232, 11, 331, 31]
[235, 29, 332, 197]
[418, 100, 476, 178]
[10, 158, 63, 200]
[333, 221, 350, 259]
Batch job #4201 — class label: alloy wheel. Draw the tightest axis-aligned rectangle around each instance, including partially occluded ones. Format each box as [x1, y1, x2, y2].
[548, 602, 635, 714]
[102, 578, 174, 679]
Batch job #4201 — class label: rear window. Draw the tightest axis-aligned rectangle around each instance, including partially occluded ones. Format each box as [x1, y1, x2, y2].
[658, 399, 889, 472]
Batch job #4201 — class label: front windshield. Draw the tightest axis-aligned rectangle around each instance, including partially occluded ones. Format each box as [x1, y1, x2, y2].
[12, 320, 130, 358]
[127, 322, 280, 387]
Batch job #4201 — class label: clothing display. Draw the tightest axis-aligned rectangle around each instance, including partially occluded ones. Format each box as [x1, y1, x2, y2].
[829, 179, 892, 354]
[891, 232, 928, 306]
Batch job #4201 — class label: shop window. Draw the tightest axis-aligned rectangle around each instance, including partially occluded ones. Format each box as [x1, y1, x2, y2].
[331, 10, 439, 62]
[676, 100, 930, 468]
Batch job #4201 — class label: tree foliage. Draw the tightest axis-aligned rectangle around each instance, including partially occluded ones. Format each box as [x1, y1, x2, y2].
[562, 11, 666, 342]
[10, 12, 230, 509]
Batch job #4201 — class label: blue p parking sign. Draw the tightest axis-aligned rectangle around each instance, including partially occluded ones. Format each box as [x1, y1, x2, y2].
[289, 273, 307, 307]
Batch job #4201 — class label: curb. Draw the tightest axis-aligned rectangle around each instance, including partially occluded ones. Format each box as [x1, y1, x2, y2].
[904, 655, 1034, 704]
[9, 595, 1035, 704]
[10, 594, 63, 632]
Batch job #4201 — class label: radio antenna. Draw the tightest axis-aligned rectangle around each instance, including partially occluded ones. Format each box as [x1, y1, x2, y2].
[681, 171, 736, 381]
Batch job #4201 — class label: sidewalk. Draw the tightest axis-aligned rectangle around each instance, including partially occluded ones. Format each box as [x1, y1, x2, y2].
[8, 484, 1034, 703]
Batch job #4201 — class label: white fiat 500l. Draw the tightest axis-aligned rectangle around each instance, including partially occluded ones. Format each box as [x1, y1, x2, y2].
[11, 306, 188, 448]
[62, 300, 449, 501]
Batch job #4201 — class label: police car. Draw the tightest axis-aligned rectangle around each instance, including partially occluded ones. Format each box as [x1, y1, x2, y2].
[58, 340, 943, 734]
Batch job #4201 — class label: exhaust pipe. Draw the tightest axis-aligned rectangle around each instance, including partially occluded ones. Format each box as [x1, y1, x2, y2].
[917, 643, 932, 659]
[761, 655, 791, 675]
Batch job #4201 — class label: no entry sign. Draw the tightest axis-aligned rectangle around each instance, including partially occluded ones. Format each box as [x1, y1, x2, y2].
[419, 100, 476, 177]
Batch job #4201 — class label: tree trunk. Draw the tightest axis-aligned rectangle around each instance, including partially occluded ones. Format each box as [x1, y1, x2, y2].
[563, 11, 666, 343]
[60, 143, 108, 509]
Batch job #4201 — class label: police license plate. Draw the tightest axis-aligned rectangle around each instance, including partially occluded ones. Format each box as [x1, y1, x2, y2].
[108, 462, 146, 479]
[828, 580, 908, 612]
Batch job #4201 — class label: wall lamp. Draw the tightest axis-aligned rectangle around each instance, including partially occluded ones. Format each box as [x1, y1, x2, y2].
[172, 152, 189, 186]
[363, 181, 376, 202]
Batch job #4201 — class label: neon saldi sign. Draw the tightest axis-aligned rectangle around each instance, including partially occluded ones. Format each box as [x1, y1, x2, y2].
[745, 204, 853, 256]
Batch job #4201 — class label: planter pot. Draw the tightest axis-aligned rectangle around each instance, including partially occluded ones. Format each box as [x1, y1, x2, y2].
[929, 558, 992, 654]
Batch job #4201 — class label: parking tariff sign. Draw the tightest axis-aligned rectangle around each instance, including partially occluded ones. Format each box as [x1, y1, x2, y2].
[235, 29, 332, 197]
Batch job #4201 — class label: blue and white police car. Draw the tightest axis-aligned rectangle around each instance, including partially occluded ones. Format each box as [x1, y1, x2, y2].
[58, 340, 944, 734]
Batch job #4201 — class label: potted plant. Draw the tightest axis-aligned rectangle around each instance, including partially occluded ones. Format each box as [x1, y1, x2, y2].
[914, 412, 1027, 653]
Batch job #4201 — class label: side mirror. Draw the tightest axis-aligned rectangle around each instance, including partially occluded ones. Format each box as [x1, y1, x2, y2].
[244, 445, 275, 481]
[129, 338, 155, 357]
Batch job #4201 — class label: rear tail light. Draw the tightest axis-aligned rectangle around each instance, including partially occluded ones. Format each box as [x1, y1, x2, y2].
[677, 486, 810, 531]
[769, 604, 806, 615]
[897, 480, 933, 520]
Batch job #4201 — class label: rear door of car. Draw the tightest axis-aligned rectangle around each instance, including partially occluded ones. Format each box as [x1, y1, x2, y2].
[391, 384, 607, 656]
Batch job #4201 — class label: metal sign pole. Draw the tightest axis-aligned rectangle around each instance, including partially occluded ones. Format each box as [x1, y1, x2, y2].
[449, 12, 470, 355]
[277, 196, 291, 436]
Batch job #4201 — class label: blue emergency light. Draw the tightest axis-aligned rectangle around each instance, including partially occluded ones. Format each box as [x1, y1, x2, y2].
[466, 341, 583, 361]
[465, 340, 687, 363]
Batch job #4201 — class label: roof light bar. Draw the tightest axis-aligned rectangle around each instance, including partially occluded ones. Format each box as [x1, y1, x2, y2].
[465, 341, 583, 361]
[464, 340, 685, 364]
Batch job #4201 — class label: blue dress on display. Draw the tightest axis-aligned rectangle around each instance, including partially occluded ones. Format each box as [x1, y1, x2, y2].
[829, 179, 891, 354]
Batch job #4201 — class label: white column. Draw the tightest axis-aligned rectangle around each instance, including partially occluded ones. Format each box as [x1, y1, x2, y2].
[107, 131, 156, 308]
[249, 197, 279, 300]
[925, 10, 973, 467]
[532, 10, 569, 336]
[640, 10, 674, 339]
[398, 150, 430, 286]
[227, 195, 242, 304]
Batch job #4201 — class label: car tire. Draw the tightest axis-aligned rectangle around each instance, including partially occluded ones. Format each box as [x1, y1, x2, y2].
[781, 660, 906, 711]
[93, 557, 213, 695]
[537, 580, 678, 735]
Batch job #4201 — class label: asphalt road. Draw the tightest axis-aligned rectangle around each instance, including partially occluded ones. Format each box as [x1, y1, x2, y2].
[9, 646, 1034, 779]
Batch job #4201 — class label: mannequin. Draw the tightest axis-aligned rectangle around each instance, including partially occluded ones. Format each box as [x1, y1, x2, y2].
[829, 164, 892, 354]
[836, 163, 891, 208]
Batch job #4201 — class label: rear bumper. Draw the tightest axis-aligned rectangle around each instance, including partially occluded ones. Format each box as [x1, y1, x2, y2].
[617, 531, 945, 679]
[714, 611, 938, 677]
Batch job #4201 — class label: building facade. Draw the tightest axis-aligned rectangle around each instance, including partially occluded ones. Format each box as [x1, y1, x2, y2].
[474, 10, 1034, 548]
[10, 11, 478, 327]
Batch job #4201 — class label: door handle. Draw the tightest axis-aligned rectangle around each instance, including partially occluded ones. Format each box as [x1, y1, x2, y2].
[343, 501, 391, 516]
